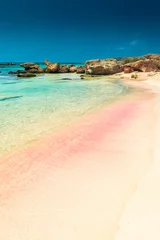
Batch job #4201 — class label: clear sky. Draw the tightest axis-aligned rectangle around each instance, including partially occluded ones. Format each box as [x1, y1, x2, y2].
[0, 0, 160, 62]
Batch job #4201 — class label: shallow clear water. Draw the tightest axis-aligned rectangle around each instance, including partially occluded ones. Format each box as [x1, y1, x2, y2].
[0, 65, 130, 155]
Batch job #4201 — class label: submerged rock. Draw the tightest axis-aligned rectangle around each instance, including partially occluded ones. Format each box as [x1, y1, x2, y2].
[85, 59, 120, 75]
[17, 73, 37, 78]
[0, 62, 16, 66]
[9, 70, 27, 75]
[45, 60, 60, 73]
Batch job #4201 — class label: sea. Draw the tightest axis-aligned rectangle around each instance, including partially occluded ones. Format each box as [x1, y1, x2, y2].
[0, 63, 131, 155]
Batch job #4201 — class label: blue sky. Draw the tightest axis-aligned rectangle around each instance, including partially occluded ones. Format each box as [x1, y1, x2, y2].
[0, 0, 160, 62]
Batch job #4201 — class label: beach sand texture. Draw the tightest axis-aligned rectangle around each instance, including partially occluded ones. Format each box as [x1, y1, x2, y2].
[0, 85, 157, 239]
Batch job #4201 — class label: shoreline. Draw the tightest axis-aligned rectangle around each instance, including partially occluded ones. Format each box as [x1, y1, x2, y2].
[1, 68, 160, 239]
[0, 85, 157, 239]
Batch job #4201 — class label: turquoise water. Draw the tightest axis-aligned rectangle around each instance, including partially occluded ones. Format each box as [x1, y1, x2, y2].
[0, 65, 130, 155]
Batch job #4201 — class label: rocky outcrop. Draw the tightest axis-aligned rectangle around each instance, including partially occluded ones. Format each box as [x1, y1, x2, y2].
[85, 59, 120, 75]
[20, 62, 39, 70]
[45, 60, 60, 73]
[20, 62, 44, 73]
[121, 59, 160, 72]
[76, 66, 85, 74]
[59, 65, 70, 73]
[144, 54, 160, 61]
[69, 66, 77, 73]
[17, 73, 37, 78]
[123, 67, 134, 73]
[9, 70, 27, 75]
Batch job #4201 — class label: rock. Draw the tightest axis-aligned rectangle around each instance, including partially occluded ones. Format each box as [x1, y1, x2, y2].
[131, 73, 138, 79]
[0, 62, 16, 66]
[28, 68, 45, 73]
[44, 60, 60, 73]
[9, 70, 28, 75]
[144, 54, 160, 61]
[76, 66, 85, 74]
[8, 71, 17, 75]
[61, 78, 72, 80]
[17, 70, 27, 74]
[122, 59, 160, 72]
[17, 73, 37, 78]
[85, 59, 120, 75]
[20, 62, 39, 70]
[124, 67, 134, 73]
[148, 72, 157, 76]
[70, 66, 77, 73]
[59, 65, 70, 73]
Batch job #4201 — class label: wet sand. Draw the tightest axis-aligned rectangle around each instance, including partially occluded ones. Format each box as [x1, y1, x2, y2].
[0, 85, 158, 240]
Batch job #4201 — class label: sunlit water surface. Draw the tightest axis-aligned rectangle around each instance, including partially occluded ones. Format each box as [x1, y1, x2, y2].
[0, 65, 131, 155]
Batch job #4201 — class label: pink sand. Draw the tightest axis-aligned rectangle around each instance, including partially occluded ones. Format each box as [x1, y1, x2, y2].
[0, 91, 156, 239]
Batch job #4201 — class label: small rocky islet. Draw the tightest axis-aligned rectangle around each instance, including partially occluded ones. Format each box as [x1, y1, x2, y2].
[7, 53, 160, 78]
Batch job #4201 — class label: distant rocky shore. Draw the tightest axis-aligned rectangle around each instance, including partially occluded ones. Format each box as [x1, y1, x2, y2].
[7, 53, 160, 78]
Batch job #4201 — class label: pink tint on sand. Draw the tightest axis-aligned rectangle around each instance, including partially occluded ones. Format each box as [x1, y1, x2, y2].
[0, 96, 139, 200]
[0, 91, 156, 240]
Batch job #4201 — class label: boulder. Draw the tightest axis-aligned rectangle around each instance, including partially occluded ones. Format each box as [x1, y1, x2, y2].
[85, 59, 120, 75]
[70, 66, 77, 73]
[28, 68, 45, 73]
[122, 59, 160, 72]
[44, 60, 60, 73]
[123, 67, 134, 73]
[76, 66, 85, 74]
[20, 62, 39, 70]
[59, 65, 70, 73]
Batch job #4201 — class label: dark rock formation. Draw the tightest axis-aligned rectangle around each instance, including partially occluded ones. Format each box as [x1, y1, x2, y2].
[85, 59, 120, 75]
[0, 62, 16, 66]
[9, 70, 27, 75]
[17, 73, 37, 78]
[61, 78, 72, 80]
[45, 60, 60, 73]
[9, 71, 18, 75]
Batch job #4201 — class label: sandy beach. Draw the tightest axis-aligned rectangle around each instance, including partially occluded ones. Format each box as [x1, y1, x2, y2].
[0, 76, 159, 239]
